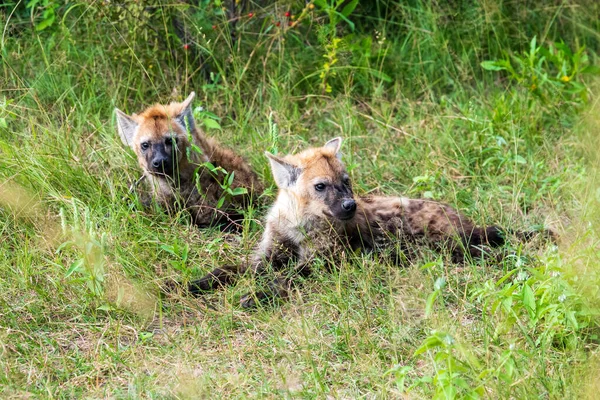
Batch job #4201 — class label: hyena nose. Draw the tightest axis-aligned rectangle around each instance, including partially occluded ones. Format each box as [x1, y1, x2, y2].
[152, 158, 169, 169]
[342, 199, 356, 212]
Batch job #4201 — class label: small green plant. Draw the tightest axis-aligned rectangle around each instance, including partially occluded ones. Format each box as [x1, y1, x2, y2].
[26, 0, 59, 31]
[481, 36, 599, 105]
[471, 249, 598, 349]
[160, 241, 190, 273]
[0, 97, 15, 130]
[391, 331, 485, 399]
[58, 199, 107, 300]
[319, 37, 342, 94]
[313, 0, 359, 32]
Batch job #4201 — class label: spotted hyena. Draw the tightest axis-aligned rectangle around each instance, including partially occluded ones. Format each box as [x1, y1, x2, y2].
[189, 137, 552, 306]
[115, 92, 263, 229]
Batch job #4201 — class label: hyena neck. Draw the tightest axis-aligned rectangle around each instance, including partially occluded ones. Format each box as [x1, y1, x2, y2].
[266, 191, 304, 233]
[189, 128, 214, 162]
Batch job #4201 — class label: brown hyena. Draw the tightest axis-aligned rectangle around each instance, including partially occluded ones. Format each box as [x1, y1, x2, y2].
[115, 92, 263, 229]
[189, 137, 552, 307]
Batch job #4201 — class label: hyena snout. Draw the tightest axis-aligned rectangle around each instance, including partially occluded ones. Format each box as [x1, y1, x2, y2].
[342, 199, 356, 212]
[149, 153, 175, 176]
[146, 143, 177, 176]
[152, 157, 169, 169]
[336, 198, 356, 220]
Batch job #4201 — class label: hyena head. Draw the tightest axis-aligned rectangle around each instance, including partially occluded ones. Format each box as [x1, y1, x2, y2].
[266, 137, 357, 222]
[114, 92, 198, 178]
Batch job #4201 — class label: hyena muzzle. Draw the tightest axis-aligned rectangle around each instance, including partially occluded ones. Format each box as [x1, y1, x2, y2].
[188, 137, 555, 307]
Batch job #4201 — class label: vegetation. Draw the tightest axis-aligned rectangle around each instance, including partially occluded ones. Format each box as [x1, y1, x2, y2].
[1, 0, 600, 397]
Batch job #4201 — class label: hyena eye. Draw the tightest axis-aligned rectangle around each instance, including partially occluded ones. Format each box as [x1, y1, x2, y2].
[314, 183, 326, 192]
[165, 137, 175, 146]
[141, 142, 150, 151]
[343, 177, 351, 186]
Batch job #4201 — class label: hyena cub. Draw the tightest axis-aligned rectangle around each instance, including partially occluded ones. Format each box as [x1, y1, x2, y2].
[190, 137, 546, 307]
[115, 92, 263, 229]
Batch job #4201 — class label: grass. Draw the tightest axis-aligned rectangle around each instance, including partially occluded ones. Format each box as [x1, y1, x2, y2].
[1, 0, 600, 398]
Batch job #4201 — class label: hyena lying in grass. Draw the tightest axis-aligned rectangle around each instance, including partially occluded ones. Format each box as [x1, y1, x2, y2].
[189, 137, 551, 307]
[115, 92, 263, 229]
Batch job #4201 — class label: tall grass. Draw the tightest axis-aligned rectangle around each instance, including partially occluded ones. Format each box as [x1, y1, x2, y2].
[1, 0, 600, 397]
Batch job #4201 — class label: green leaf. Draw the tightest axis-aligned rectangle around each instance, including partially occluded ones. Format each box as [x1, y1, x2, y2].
[341, 0, 358, 17]
[368, 69, 393, 83]
[35, 11, 56, 32]
[522, 284, 536, 314]
[313, 0, 327, 9]
[566, 311, 579, 330]
[425, 290, 440, 317]
[65, 259, 83, 278]
[420, 261, 439, 270]
[203, 118, 222, 130]
[581, 65, 600, 75]
[414, 334, 444, 355]
[230, 187, 248, 196]
[332, 10, 355, 31]
[481, 61, 506, 71]
[160, 244, 177, 255]
[529, 35, 538, 58]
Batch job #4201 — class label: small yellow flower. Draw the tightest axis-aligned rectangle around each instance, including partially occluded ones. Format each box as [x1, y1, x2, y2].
[309, 3, 315, 9]
[149, 65, 153, 69]
[560, 75, 570, 82]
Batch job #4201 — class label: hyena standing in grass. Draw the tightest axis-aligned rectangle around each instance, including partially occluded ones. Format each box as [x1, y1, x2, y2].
[115, 92, 263, 229]
[190, 137, 552, 307]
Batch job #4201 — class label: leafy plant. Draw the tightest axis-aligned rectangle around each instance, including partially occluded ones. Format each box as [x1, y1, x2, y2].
[400, 331, 485, 399]
[481, 36, 599, 105]
[58, 199, 107, 300]
[471, 250, 599, 349]
[26, 0, 59, 31]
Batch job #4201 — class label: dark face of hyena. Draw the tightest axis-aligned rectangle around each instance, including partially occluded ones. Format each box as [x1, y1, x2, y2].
[310, 169, 356, 221]
[139, 135, 181, 177]
[115, 91, 197, 180]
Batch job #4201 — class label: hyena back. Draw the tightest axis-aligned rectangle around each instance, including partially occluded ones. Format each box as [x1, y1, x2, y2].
[115, 92, 263, 229]
[190, 137, 549, 307]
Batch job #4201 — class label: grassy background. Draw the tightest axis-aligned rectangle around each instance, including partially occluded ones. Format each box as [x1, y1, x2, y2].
[1, 0, 600, 397]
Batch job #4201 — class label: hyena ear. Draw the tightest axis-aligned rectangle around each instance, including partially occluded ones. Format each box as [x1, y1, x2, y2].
[175, 91, 196, 133]
[115, 109, 139, 147]
[324, 137, 343, 160]
[265, 152, 301, 188]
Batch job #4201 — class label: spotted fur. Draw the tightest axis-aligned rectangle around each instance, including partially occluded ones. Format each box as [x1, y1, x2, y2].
[115, 92, 263, 229]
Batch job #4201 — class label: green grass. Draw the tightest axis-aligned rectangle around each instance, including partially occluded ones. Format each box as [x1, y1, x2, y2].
[1, 0, 600, 398]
